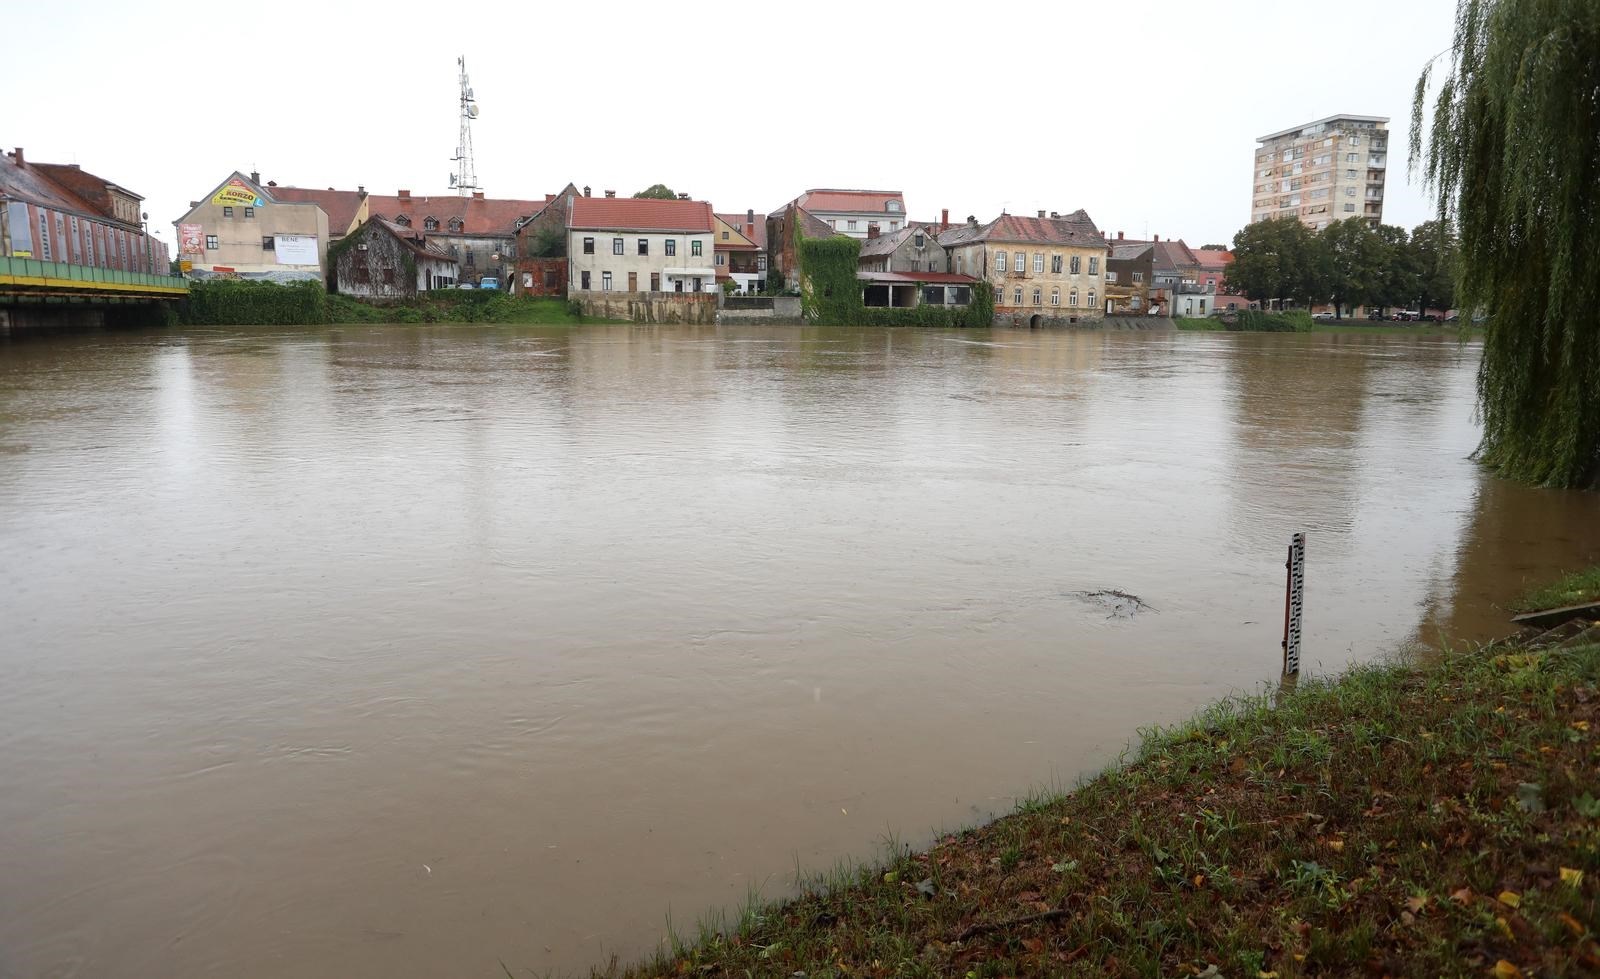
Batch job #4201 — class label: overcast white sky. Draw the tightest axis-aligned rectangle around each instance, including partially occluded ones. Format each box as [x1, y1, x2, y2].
[9, 0, 1458, 248]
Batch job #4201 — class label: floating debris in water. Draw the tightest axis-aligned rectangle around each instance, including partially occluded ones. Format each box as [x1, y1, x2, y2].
[1067, 589, 1157, 619]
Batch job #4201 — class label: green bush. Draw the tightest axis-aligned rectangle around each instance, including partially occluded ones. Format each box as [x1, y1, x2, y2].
[1228, 309, 1314, 332]
[181, 280, 327, 325]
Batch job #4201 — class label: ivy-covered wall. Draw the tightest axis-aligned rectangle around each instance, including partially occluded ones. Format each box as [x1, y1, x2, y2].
[180, 280, 327, 325]
[797, 236, 864, 324]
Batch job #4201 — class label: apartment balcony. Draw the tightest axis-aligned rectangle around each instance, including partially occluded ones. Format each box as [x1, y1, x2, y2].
[1367, 159, 1387, 169]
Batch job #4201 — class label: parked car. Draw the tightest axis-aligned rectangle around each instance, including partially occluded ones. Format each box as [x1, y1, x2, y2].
[1312, 311, 1336, 321]
[456, 282, 476, 290]
[478, 277, 500, 291]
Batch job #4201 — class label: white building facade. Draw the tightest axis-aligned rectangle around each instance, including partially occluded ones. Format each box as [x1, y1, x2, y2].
[567, 197, 718, 295]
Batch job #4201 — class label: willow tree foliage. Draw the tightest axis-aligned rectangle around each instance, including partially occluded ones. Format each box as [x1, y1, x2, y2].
[1412, 0, 1600, 487]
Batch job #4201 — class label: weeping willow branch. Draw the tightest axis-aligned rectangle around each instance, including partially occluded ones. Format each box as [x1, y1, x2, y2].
[1411, 0, 1600, 488]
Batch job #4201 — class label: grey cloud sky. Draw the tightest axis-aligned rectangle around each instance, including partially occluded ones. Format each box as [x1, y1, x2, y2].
[10, 0, 1458, 247]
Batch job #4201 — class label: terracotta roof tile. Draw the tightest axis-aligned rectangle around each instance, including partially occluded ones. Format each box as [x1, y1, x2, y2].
[794, 189, 905, 214]
[268, 186, 366, 236]
[570, 197, 714, 233]
[714, 212, 766, 249]
[939, 210, 1107, 249]
[370, 192, 547, 237]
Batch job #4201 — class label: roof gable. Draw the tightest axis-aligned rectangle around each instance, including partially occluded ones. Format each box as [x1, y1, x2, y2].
[569, 197, 714, 233]
[795, 189, 906, 215]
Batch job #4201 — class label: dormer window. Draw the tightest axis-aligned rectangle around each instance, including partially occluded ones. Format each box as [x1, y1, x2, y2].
[448, 218, 463, 232]
[395, 215, 411, 227]
[885, 200, 903, 213]
[424, 217, 438, 231]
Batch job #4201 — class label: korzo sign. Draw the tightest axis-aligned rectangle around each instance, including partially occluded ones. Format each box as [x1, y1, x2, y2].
[211, 179, 265, 209]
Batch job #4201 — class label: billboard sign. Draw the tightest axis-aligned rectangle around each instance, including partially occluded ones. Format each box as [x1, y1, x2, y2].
[210, 179, 265, 208]
[6, 202, 33, 257]
[273, 234, 318, 265]
[178, 223, 205, 255]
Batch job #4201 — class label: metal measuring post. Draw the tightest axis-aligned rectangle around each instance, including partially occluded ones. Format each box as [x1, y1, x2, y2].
[1281, 533, 1306, 676]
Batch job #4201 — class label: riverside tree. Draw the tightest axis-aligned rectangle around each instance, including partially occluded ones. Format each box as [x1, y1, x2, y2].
[1226, 218, 1325, 308]
[1412, 0, 1600, 487]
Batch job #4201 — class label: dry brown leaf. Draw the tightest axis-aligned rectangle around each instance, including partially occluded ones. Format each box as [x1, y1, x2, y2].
[1492, 960, 1523, 979]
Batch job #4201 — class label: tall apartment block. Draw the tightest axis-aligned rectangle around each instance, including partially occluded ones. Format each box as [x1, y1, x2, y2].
[1251, 114, 1389, 230]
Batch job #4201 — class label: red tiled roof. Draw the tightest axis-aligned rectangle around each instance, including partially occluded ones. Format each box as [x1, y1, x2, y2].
[569, 197, 714, 233]
[370, 192, 548, 237]
[372, 217, 457, 262]
[795, 189, 905, 214]
[0, 154, 138, 228]
[942, 210, 1107, 249]
[714, 212, 766, 249]
[859, 270, 978, 285]
[268, 186, 366, 235]
[1194, 248, 1233, 269]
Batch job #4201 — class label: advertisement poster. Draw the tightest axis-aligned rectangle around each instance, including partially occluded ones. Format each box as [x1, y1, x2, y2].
[273, 234, 318, 265]
[178, 223, 205, 255]
[7, 202, 34, 257]
[211, 179, 265, 208]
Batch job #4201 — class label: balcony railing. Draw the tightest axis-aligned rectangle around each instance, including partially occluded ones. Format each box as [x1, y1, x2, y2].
[1, 256, 189, 294]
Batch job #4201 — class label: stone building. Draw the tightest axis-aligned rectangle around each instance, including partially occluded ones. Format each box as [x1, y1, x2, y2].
[332, 217, 458, 298]
[764, 203, 836, 291]
[857, 222, 948, 275]
[173, 171, 329, 276]
[939, 210, 1110, 325]
[368, 188, 549, 286]
[567, 196, 717, 296]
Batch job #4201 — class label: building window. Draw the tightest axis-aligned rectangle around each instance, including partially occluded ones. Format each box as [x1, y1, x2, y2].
[205, 234, 218, 249]
[827, 219, 836, 228]
[637, 238, 649, 255]
[665, 239, 677, 256]
[1347, 153, 1358, 163]
[1012, 286, 1022, 305]
[1088, 257, 1100, 275]
[1344, 203, 1357, 212]
[1069, 288, 1078, 306]
[612, 238, 624, 255]
[581, 270, 591, 290]
[262, 236, 274, 249]
[1069, 255, 1081, 274]
[583, 237, 595, 254]
[1051, 254, 1063, 273]
[914, 233, 924, 248]
[1346, 187, 1357, 196]
[383, 268, 396, 285]
[395, 215, 410, 226]
[650, 272, 660, 290]
[1051, 288, 1060, 306]
[1088, 289, 1097, 308]
[602, 271, 612, 291]
[1032, 287, 1042, 305]
[1033, 253, 1043, 273]
[721, 230, 729, 240]
[1106, 270, 1118, 282]
[691, 240, 702, 256]
[222, 206, 233, 217]
[449, 219, 462, 232]
[716, 253, 725, 266]
[847, 220, 857, 231]
[424, 217, 438, 231]
[994, 250, 1008, 271]
[886, 200, 902, 212]
[243, 207, 254, 218]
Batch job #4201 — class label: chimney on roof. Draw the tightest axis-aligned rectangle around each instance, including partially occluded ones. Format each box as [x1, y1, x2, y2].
[603, 190, 615, 198]
[967, 215, 978, 229]
[398, 189, 412, 205]
[1037, 209, 1046, 219]
[677, 193, 689, 200]
[473, 191, 485, 201]
[1117, 231, 1124, 240]
[250, 170, 260, 184]
[358, 185, 365, 195]
[747, 208, 754, 225]
[866, 223, 880, 239]
[1051, 212, 1059, 219]
[582, 185, 591, 197]
[941, 208, 948, 232]
[10, 147, 22, 166]
[1154, 234, 1160, 242]
[267, 180, 277, 187]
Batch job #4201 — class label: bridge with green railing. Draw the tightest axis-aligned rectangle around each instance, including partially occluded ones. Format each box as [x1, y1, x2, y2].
[1, 255, 189, 300]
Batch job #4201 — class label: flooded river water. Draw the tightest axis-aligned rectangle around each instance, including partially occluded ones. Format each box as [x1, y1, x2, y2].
[2, 324, 1597, 978]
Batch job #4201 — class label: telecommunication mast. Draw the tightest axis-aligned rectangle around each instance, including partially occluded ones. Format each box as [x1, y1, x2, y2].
[449, 56, 480, 196]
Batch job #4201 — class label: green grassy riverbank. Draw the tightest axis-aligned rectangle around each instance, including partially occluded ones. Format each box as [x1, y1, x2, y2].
[596, 591, 1600, 977]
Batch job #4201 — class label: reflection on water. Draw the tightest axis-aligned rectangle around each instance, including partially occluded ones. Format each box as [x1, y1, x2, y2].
[1, 324, 1596, 979]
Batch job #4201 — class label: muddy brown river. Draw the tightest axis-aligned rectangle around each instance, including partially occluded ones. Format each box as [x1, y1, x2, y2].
[2, 324, 1597, 978]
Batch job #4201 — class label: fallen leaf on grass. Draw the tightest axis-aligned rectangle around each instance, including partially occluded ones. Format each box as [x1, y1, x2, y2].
[1496, 917, 1515, 940]
[1492, 960, 1524, 979]
[1558, 911, 1587, 937]
[1561, 867, 1585, 887]
[1451, 887, 1474, 904]
[1406, 895, 1428, 914]
[1020, 937, 1044, 953]
[1497, 890, 1521, 908]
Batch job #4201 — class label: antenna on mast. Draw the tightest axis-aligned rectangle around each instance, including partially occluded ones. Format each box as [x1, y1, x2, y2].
[450, 55, 480, 196]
